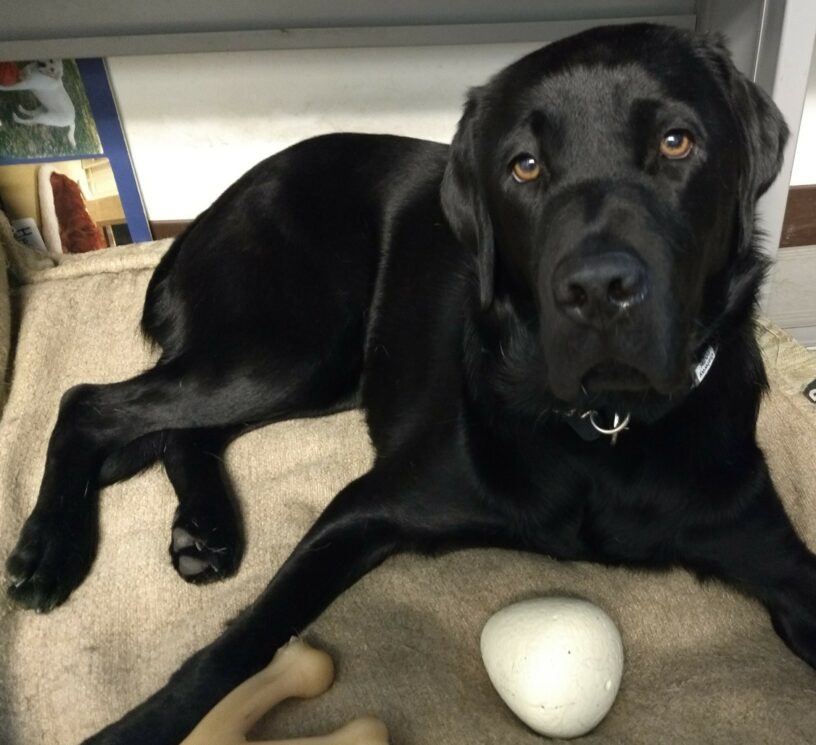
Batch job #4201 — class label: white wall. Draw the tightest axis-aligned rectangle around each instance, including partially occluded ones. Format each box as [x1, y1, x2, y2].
[107, 44, 540, 220]
[109, 36, 816, 222]
[790, 33, 816, 186]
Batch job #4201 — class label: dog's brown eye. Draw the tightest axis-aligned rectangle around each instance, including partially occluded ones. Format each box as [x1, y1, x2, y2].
[659, 130, 694, 159]
[511, 154, 541, 183]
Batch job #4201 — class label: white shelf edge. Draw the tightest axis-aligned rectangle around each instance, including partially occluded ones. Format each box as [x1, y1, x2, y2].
[0, 15, 696, 59]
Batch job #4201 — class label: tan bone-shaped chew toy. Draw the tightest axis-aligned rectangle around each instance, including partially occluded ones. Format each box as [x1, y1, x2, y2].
[181, 638, 390, 745]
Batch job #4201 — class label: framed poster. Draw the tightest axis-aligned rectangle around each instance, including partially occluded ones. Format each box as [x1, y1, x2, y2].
[0, 58, 150, 253]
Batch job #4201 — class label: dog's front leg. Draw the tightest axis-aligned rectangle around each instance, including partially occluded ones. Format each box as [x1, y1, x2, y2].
[15, 103, 42, 117]
[11, 112, 38, 127]
[80, 459, 502, 745]
[677, 461, 816, 670]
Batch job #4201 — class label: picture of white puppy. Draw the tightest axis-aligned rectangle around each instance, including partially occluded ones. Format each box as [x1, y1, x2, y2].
[0, 60, 77, 147]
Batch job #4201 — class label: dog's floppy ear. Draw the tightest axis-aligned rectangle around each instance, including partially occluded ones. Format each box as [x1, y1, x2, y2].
[731, 69, 789, 253]
[441, 88, 496, 308]
[697, 35, 789, 252]
[693, 34, 789, 328]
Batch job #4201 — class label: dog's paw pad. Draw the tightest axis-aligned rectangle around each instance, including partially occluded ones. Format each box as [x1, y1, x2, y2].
[169, 518, 241, 585]
[177, 555, 211, 577]
[172, 527, 196, 552]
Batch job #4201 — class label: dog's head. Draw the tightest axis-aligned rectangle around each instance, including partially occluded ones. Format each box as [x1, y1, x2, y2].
[442, 24, 787, 413]
[34, 59, 64, 79]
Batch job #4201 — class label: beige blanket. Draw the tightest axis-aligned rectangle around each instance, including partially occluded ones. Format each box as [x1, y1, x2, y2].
[1, 231, 815, 745]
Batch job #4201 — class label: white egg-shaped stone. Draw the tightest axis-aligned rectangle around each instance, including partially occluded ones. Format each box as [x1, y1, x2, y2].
[481, 597, 624, 739]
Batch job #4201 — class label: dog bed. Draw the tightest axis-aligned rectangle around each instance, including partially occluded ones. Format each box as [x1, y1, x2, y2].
[1, 212, 815, 744]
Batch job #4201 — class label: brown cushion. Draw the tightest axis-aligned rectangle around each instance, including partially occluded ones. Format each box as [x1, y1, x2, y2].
[0, 242, 814, 744]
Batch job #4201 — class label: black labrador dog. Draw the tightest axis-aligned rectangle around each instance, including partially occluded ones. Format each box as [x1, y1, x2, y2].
[6, 23, 811, 745]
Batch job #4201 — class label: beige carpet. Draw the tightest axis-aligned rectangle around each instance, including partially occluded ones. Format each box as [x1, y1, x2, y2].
[1, 229, 816, 745]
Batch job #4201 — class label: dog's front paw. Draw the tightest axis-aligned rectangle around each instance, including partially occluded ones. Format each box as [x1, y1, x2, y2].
[771, 598, 816, 671]
[170, 507, 242, 585]
[6, 509, 98, 612]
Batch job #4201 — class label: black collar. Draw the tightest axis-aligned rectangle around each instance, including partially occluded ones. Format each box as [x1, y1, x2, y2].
[564, 344, 718, 444]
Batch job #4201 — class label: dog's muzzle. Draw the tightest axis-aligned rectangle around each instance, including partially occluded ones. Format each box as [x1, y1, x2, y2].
[542, 241, 682, 401]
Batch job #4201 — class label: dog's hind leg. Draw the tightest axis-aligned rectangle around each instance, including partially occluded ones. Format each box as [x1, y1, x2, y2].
[164, 428, 245, 584]
[11, 111, 76, 147]
[16, 103, 43, 117]
[6, 346, 360, 612]
[98, 431, 168, 486]
[11, 112, 36, 126]
[99, 427, 246, 584]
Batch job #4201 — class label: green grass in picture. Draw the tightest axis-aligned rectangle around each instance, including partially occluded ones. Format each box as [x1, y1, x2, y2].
[0, 60, 103, 160]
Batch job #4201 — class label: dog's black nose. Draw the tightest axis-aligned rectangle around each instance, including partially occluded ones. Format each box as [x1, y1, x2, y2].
[553, 251, 646, 327]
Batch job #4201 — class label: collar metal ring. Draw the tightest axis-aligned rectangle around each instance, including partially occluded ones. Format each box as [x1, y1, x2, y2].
[588, 410, 631, 436]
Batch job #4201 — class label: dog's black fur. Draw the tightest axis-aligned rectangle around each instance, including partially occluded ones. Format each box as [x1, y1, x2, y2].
[6, 24, 813, 744]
